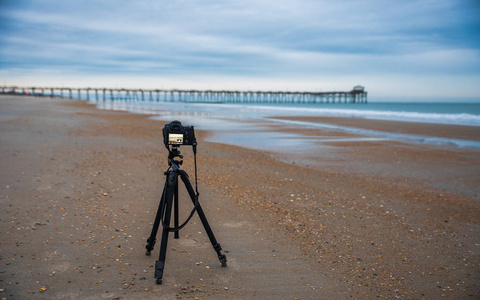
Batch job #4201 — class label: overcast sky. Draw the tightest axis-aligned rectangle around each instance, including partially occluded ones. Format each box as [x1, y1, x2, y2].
[1, 0, 479, 100]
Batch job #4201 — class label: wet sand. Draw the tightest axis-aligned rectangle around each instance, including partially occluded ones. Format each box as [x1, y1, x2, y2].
[0, 95, 479, 299]
[264, 116, 480, 199]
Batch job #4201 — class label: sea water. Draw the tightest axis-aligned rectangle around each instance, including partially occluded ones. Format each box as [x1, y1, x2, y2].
[92, 99, 480, 150]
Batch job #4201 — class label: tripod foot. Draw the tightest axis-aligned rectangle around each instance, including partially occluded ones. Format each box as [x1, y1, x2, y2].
[145, 237, 155, 256]
[213, 243, 227, 267]
[219, 254, 227, 267]
[155, 260, 165, 284]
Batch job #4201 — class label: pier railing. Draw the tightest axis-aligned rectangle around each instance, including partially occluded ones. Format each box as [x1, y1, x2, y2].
[1, 86, 367, 104]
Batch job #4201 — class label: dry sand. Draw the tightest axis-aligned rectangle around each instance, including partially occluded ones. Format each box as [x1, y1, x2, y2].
[0, 95, 479, 299]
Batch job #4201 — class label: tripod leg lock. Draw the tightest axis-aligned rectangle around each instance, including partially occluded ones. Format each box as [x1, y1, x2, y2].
[213, 243, 222, 253]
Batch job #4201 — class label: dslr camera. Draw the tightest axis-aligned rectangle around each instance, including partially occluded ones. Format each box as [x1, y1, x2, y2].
[163, 120, 196, 147]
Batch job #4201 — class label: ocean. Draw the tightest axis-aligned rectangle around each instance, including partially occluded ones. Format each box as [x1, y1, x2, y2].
[92, 99, 480, 150]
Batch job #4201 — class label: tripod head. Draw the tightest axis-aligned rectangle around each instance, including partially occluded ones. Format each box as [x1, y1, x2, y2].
[167, 146, 183, 169]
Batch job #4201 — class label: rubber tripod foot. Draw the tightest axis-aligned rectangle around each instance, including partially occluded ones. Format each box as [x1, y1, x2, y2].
[155, 260, 165, 284]
[219, 254, 227, 267]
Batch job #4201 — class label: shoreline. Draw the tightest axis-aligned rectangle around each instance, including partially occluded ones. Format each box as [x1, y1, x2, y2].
[1, 95, 479, 299]
[93, 99, 480, 149]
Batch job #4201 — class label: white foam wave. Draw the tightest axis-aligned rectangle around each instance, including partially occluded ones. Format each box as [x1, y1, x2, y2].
[241, 105, 480, 127]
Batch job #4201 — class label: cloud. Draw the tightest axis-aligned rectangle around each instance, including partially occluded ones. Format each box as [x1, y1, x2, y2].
[1, 0, 480, 98]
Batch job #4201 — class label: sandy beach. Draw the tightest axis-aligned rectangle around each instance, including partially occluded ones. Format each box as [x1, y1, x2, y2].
[1, 95, 479, 299]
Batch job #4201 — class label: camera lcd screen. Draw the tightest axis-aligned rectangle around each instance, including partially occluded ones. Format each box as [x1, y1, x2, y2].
[168, 133, 184, 145]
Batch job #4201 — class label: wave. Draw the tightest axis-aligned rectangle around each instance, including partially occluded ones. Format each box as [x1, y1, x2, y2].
[241, 105, 480, 127]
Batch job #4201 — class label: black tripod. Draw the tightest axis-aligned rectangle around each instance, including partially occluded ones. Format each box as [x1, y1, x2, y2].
[145, 146, 227, 284]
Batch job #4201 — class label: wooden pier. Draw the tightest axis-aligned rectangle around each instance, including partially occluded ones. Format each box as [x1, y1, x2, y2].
[1, 86, 367, 104]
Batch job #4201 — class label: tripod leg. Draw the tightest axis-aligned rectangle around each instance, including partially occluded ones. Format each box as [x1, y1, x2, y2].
[145, 176, 168, 255]
[174, 177, 180, 239]
[155, 171, 177, 284]
[179, 170, 227, 267]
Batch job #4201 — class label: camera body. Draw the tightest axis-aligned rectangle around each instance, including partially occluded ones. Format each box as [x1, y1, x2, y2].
[163, 120, 196, 147]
